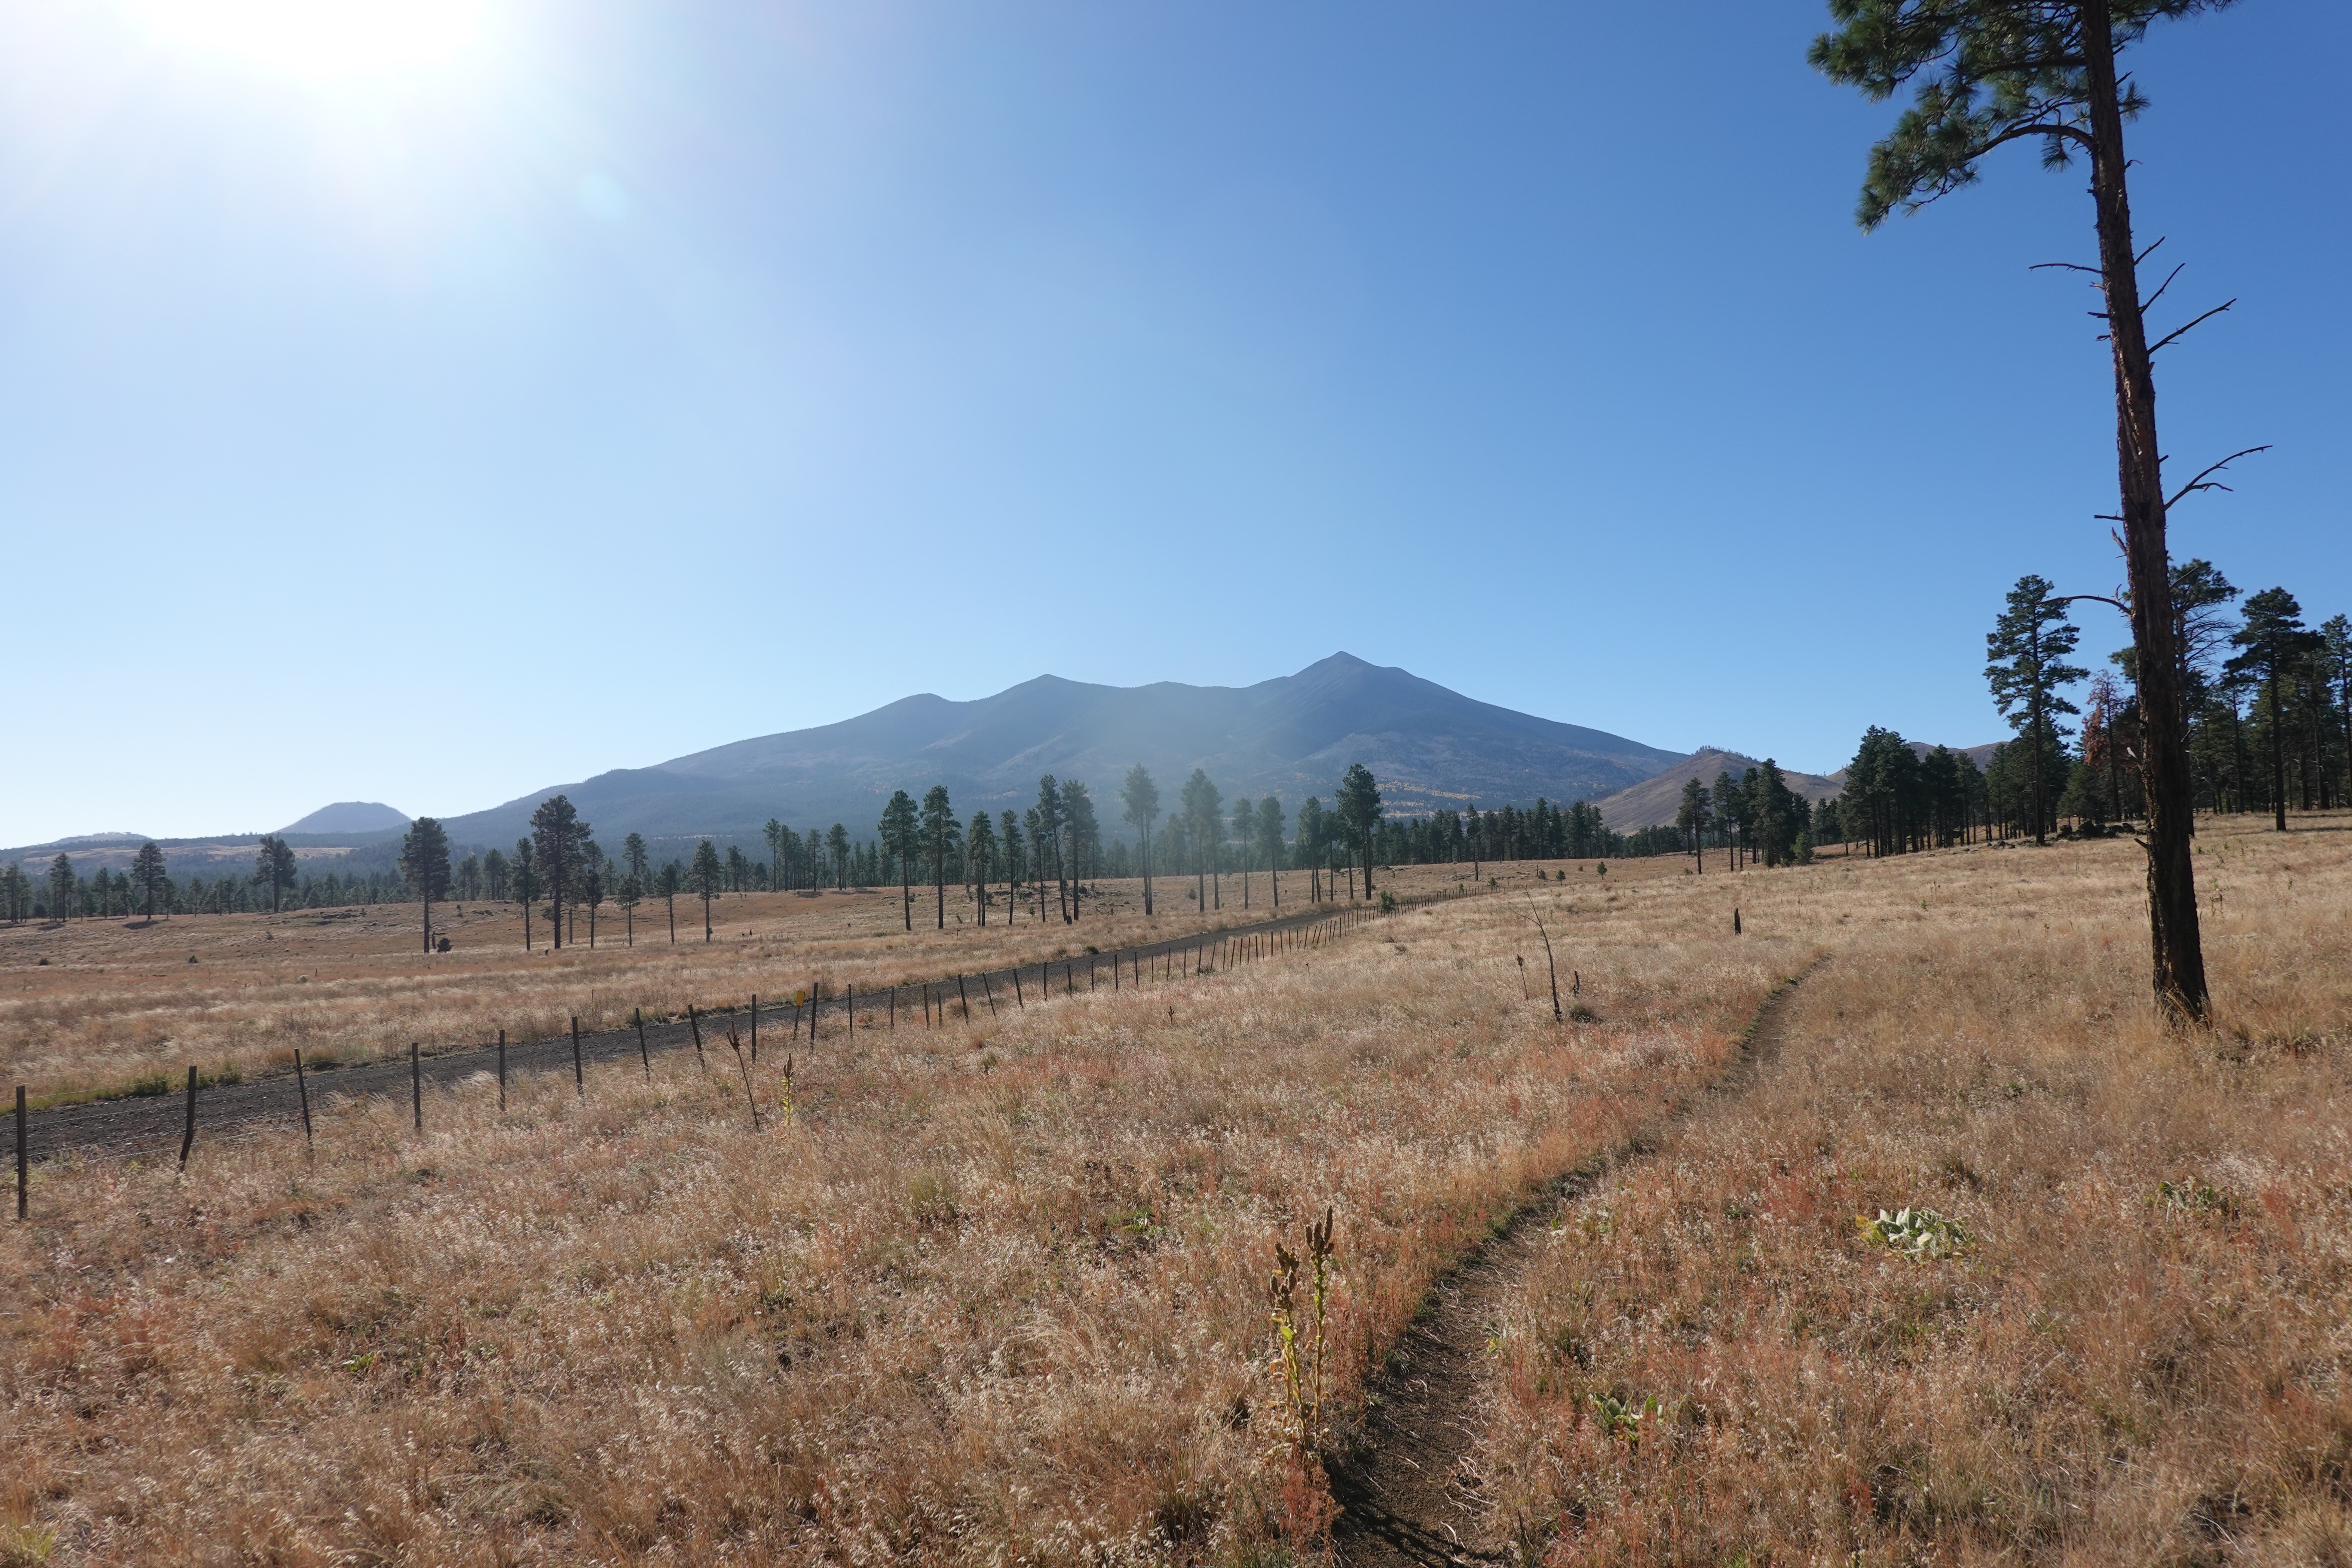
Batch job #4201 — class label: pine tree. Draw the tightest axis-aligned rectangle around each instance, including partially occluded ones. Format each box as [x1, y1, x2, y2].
[1035, 777, 1068, 922]
[254, 836, 298, 912]
[1119, 765, 1161, 916]
[827, 823, 852, 889]
[511, 839, 541, 951]
[1988, 576, 2089, 845]
[1231, 796, 1255, 908]
[623, 832, 649, 890]
[529, 795, 591, 950]
[617, 872, 641, 946]
[689, 839, 723, 943]
[1675, 779, 1712, 871]
[920, 786, 959, 929]
[1294, 797, 1326, 901]
[581, 845, 606, 949]
[129, 841, 169, 922]
[658, 861, 681, 943]
[1256, 796, 1286, 908]
[999, 810, 1026, 923]
[1177, 770, 1221, 911]
[1813, 0, 2245, 1019]
[879, 790, 919, 931]
[1062, 780, 1099, 915]
[398, 817, 452, 953]
[1335, 763, 1383, 898]
[2227, 588, 2325, 832]
[965, 811, 998, 925]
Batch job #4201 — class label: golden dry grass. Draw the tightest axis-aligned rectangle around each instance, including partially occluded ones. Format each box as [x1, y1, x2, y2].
[7, 817, 2344, 1566]
[0, 854, 1771, 1564]
[1482, 812, 2352, 1565]
[0, 862, 1569, 1099]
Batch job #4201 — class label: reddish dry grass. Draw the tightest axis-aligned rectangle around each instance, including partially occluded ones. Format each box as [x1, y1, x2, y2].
[1, 861, 1778, 1565]
[1483, 812, 2352, 1565]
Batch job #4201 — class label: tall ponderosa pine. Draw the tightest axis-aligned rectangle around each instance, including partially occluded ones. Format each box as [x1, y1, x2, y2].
[1294, 797, 1326, 901]
[1814, 0, 2244, 1017]
[999, 811, 1026, 922]
[129, 841, 169, 922]
[1256, 796, 1286, 908]
[623, 832, 649, 889]
[1034, 777, 1068, 922]
[254, 836, 298, 913]
[1336, 763, 1383, 899]
[528, 795, 591, 950]
[1179, 769, 1222, 911]
[689, 839, 723, 943]
[47, 854, 75, 922]
[511, 839, 541, 951]
[965, 811, 998, 925]
[657, 860, 681, 944]
[580, 844, 606, 949]
[1119, 765, 1161, 916]
[879, 790, 919, 931]
[617, 871, 641, 946]
[398, 816, 453, 953]
[827, 823, 852, 890]
[1676, 778, 1712, 872]
[1232, 796, 1256, 907]
[919, 785, 959, 930]
[1062, 779, 1098, 915]
[2226, 588, 2324, 833]
[1987, 576, 2088, 846]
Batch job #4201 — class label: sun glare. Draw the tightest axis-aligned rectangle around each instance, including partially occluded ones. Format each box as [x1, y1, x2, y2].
[122, 0, 488, 86]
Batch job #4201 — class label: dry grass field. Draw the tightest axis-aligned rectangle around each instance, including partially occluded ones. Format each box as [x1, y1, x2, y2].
[0, 862, 1561, 1101]
[2, 815, 2345, 1566]
[0, 851, 1765, 1565]
[1482, 813, 2352, 1565]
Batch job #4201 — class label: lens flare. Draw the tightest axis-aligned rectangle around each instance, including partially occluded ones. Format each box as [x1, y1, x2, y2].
[121, 0, 487, 85]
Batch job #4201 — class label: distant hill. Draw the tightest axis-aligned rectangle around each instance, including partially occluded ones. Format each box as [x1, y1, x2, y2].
[438, 653, 1687, 854]
[280, 802, 410, 834]
[1594, 739, 2006, 831]
[1592, 749, 1841, 831]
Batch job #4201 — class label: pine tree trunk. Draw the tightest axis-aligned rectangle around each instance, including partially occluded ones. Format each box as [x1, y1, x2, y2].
[2269, 666, 2287, 832]
[2085, 0, 2207, 1020]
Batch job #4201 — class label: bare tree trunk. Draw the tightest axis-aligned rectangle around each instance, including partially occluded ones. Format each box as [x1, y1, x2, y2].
[2086, 0, 2206, 1020]
[2269, 667, 2288, 832]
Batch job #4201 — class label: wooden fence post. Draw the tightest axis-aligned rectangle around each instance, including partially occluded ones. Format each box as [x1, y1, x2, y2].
[15, 1085, 26, 1220]
[570, 1017, 584, 1096]
[980, 971, 997, 1017]
[411, 1043, 423, 1130]
[688, 1004, 707, 1070]
[294, 1049, 313, 1157]
[634, 1014, 651, 1080]
[956, 974, 970, 1021]
[179, 1066, 198, 1172]
[1012, 967, 1024, 1008]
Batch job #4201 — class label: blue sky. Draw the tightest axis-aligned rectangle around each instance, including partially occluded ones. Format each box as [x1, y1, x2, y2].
[3, 0, 2344, 844]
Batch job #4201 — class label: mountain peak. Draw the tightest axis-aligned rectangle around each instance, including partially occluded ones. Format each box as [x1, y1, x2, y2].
[280, 802, 410, 835]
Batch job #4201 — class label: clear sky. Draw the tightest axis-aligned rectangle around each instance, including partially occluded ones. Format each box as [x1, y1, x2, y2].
[4, 0, 2345, 844]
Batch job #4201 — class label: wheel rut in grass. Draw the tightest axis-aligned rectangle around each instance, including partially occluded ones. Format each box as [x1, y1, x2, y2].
[1329, 961, 1822, 1567]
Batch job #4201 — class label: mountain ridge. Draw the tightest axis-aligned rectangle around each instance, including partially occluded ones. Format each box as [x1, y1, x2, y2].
[434, 653, 1686, 851]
